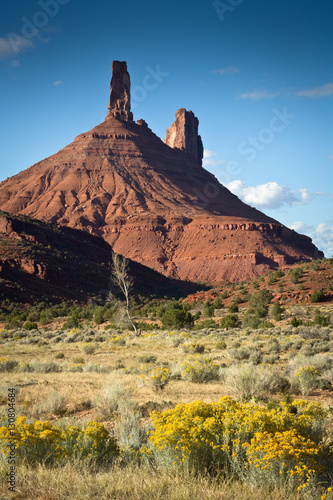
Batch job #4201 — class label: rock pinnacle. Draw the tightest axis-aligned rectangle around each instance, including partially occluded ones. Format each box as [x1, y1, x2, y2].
[107, 60, 133, 122]
[164, 108, 203, 165]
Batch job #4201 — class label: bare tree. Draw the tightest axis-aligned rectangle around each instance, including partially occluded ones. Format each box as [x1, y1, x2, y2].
[111, 252, 140, 336]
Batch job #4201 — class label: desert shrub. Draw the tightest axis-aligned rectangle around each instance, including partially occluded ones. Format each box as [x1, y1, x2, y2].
[135, 321, 160, 331]
[298, 325, 327, 340]
[181, 355, 219, 383]
[62, 317, 80, 329]
[229, 303, 239, 313]
[295, 365, 318, 396]
[0, 358, 18, 372]
[228, 347, 251, 361]
[113, 406, 151, 450]
[0, 417, 119, 466]
[20, 361, 62, 373]
[72, 356, 84, 364]
[242, 429, 323, 490]
[220, 314, 239, 329]
[31, 391, 66, 419]
[138, 355, 157, 364]
[224, 364, 289, 401]
[268, 339, 280, 354]
[203, 300, 214, 318]
[313, 310, 330, 327]
[182, 342, 205, 354]
[24, 321, 38, 331]
[260, 320, 274, 329]
[161, 303, 194, 329]
[289, 267, 303, 283]
[55, 352, 65, 359]
[248, 289, 273, 318]
[82, 363, 111, 373]
[264, 354, 280, 364]
[145, 367, 171, 392]
[212, 296, 223, 309]
[109, 336, 126, 346]
[313, 341, 330, 353]
[216, 340, 227, 349]
[148, 397, 328, 491]
[290, 316, 303, 328]
[193, 319, 218, 329]
[249, 350, 263, 365]
[300, 345, 315, 357]
[242, 314, 261, 329]
[93, 306, 105, 325]
[81, 344, 96, 355]
[270, 301, 285, 321]
[310, 289, 325, 303]
[94, 379, 133, 418]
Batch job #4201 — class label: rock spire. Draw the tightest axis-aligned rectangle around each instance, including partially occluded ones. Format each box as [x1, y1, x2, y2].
[107, 60, 133, 122]
[164, 108, 203, 165]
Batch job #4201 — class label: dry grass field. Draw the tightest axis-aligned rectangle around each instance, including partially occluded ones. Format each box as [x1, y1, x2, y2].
[1, 303, 333, 498]
[1, 260, 332, 499]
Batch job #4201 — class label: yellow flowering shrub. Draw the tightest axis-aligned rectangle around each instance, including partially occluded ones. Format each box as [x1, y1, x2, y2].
[321, 486, 333, 500]
[0, 417, 119, 466]
[181, 355, 219, 383]
[109, 335, 126, 346]
[295, 365, 318, 395]
[148, 396, 328, 489]
[243, 430, 323, 490]
[146, 367, 171, 392]
[182, 342, 205, 354]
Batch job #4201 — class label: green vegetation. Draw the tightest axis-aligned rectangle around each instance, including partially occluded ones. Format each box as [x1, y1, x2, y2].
[0, 258, 332, 498]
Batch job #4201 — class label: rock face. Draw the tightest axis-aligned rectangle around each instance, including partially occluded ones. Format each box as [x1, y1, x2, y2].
[107, 61, 133, 122]
[164, 108, 203, 165]
[0, 211, 202, 302]
[0, 61, 323, 283]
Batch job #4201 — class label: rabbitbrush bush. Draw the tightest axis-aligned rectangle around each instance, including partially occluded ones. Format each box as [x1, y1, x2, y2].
[148, 397, 330, 492]
[181, 355, 219, 383]
[0, 417, 119, 467]
[145, 367, 171, 392]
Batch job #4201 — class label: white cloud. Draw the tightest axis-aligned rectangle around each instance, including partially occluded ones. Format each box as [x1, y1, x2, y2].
[239, 89, 281, 100]
[0, 36, 34, 59]
[203, 150, 224, 167]
[212, 66, 239, 76]
[289, 221, 333, 257]
[226, 180, 311, 209]
[238, 83, 333, 100]
[53, 80, 64, 86]
[294, 83, 333, 98]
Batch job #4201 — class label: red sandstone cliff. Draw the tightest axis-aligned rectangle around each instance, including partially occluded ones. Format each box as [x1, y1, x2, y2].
[0, 61, 323, 283]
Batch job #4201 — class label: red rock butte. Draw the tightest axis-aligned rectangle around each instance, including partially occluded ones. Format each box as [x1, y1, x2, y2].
[0, 61, 323, 282]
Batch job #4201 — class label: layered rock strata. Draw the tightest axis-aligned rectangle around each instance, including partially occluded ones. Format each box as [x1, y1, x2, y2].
[0, 61, 323, 283]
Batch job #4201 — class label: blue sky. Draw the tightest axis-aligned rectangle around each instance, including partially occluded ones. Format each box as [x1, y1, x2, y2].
[0, 0, 332, 255]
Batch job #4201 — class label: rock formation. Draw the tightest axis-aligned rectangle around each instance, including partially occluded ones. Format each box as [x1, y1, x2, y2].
[0, 61, 323, 283]
[107, 61, 133, 122]
[0, 211, 202, 302]
[164, 108, 203, 165]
